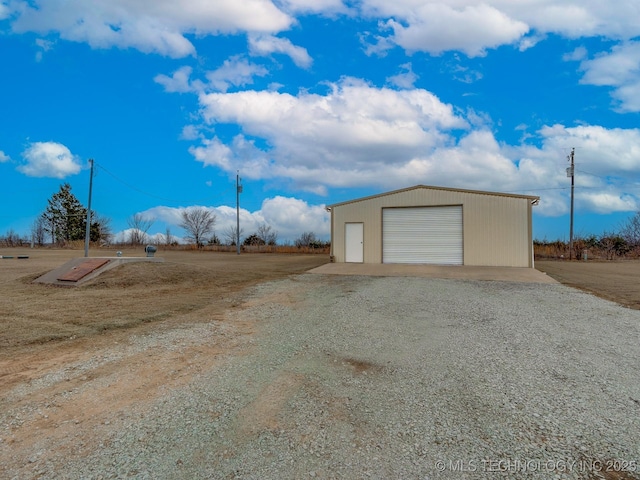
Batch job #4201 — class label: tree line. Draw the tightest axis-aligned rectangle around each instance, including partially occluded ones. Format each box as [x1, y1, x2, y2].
[9, 183, 640, 258]
[1, 183, 327, 250]
[535, 211, 640, 260]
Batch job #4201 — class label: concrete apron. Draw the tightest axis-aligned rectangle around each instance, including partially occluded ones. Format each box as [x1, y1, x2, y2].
[309, 263, 558, 284]
[34, 256, 165, 287]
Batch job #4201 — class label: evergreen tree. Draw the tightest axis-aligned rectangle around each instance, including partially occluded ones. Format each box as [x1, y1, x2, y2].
[40, 183, 111, 245]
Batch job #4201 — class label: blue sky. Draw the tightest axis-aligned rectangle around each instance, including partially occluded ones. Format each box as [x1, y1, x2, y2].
[1, 1, 640, 244]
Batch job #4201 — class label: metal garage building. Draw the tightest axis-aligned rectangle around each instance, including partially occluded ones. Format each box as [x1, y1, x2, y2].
[327, 185, 539, 268]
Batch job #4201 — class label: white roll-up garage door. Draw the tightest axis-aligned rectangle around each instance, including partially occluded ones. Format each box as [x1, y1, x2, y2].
[382, 206, 463, 264]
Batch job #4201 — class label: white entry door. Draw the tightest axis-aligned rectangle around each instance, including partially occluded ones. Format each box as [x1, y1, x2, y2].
[345, 223, 364, 263]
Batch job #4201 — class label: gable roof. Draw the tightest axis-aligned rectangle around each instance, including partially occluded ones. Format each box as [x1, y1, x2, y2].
[327, 185, 540, 209]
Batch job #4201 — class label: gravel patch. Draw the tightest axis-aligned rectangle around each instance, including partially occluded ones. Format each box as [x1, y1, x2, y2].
[3, 274, 640, 479]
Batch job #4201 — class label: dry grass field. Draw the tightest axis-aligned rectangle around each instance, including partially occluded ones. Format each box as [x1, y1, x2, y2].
[536, 259, 640, 309]
[2, 249, 640, 478]
[0, 247, 327, 474]
[0, 247, 329, 350]
[2, 250, 638, 351]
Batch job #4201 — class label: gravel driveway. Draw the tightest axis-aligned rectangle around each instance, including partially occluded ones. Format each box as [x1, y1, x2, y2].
[4, 274, 640, 479]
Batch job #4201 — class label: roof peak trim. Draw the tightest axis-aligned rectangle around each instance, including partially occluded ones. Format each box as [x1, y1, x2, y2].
[327, 185, 540, 208]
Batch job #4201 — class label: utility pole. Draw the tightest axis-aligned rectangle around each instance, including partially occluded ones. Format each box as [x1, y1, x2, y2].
[567, 148, 575, 260]
[236, 171, 242, 255]
[84, 158, 94, 258]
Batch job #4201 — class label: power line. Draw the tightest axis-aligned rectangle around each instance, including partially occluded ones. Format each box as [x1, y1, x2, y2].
[576, 169, 619, 181]
[94, 162, 235, 206]
[507, 186, 570, 193]
[576, 168, 608, 180]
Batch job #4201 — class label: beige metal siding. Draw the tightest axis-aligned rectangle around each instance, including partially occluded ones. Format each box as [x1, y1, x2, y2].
[330, 186, 534, 267]
[463, 195, 531, 266]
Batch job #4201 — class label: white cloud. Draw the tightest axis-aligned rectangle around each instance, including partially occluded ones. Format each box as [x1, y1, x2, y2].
[155, 58, 269, 95]
[195, 78, 468, 191]
[18, 142, 82, 178]
[189, 81, 516, 196]
[383, 3, 529, 57]
[512, 124, 640, 215]
[34, 37, 54, 62]
[129, 105, 640, 236]
[135, 207, 178, 228]
[414, 129, 519, 189]
[537, 124, 640, 175]
[188, 79, 640, 218]
[577, 191, 638, 215]
[7, 0, 640, 62]
[192, 81, 515, 194]
[9, 0, 293, 57]
[0, 1, 10, 20]
[360, 1, 640, 57]
[191, 135, 270, 181]
[386, 62, 418, 89]
[279, 0, 348, 15]
[248, 34, 313, 68]
[563, 46, 588, 62]
[518, 33, 545, 52]
[0, 150, 9, 162]
[611, 82, 640, 114]
[180, 125, 201, 141]
[259, 196, 329, 238]
[112, 228, 175, 245]
[446, 58, 483, 84]
[189, 136, 235, 171]
[360, 31, 396, 57]
[580, 42, 640, 86]
[139, 197, 330, 242]
[579, 41, 640, 112]
[507, 1, 640, 40]
[205, 56, 270, 92]
[154, 66, 195, 93]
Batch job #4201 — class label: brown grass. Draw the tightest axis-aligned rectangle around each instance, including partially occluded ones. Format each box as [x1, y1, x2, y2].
[135, 243, 330, 254]
[536, 259, 640, 309]
[0, 247, 329, 350]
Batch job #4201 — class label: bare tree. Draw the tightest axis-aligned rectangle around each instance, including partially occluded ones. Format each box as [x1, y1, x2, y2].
[295, 231, 317, 248]
[127, 213, 154, 245]
[179, 207, 217, 248]
[599, 231, 628, 260]
[165, 227, 173, 246]
[31, 217, 47, 246]
[92, 214, 113, 245]
[1, 229, 22, 247]
[620, 211, 640, 252]
[43, 213, 56, 244]
[256, 223, 278, 245]
[224, 225, 244, 246]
